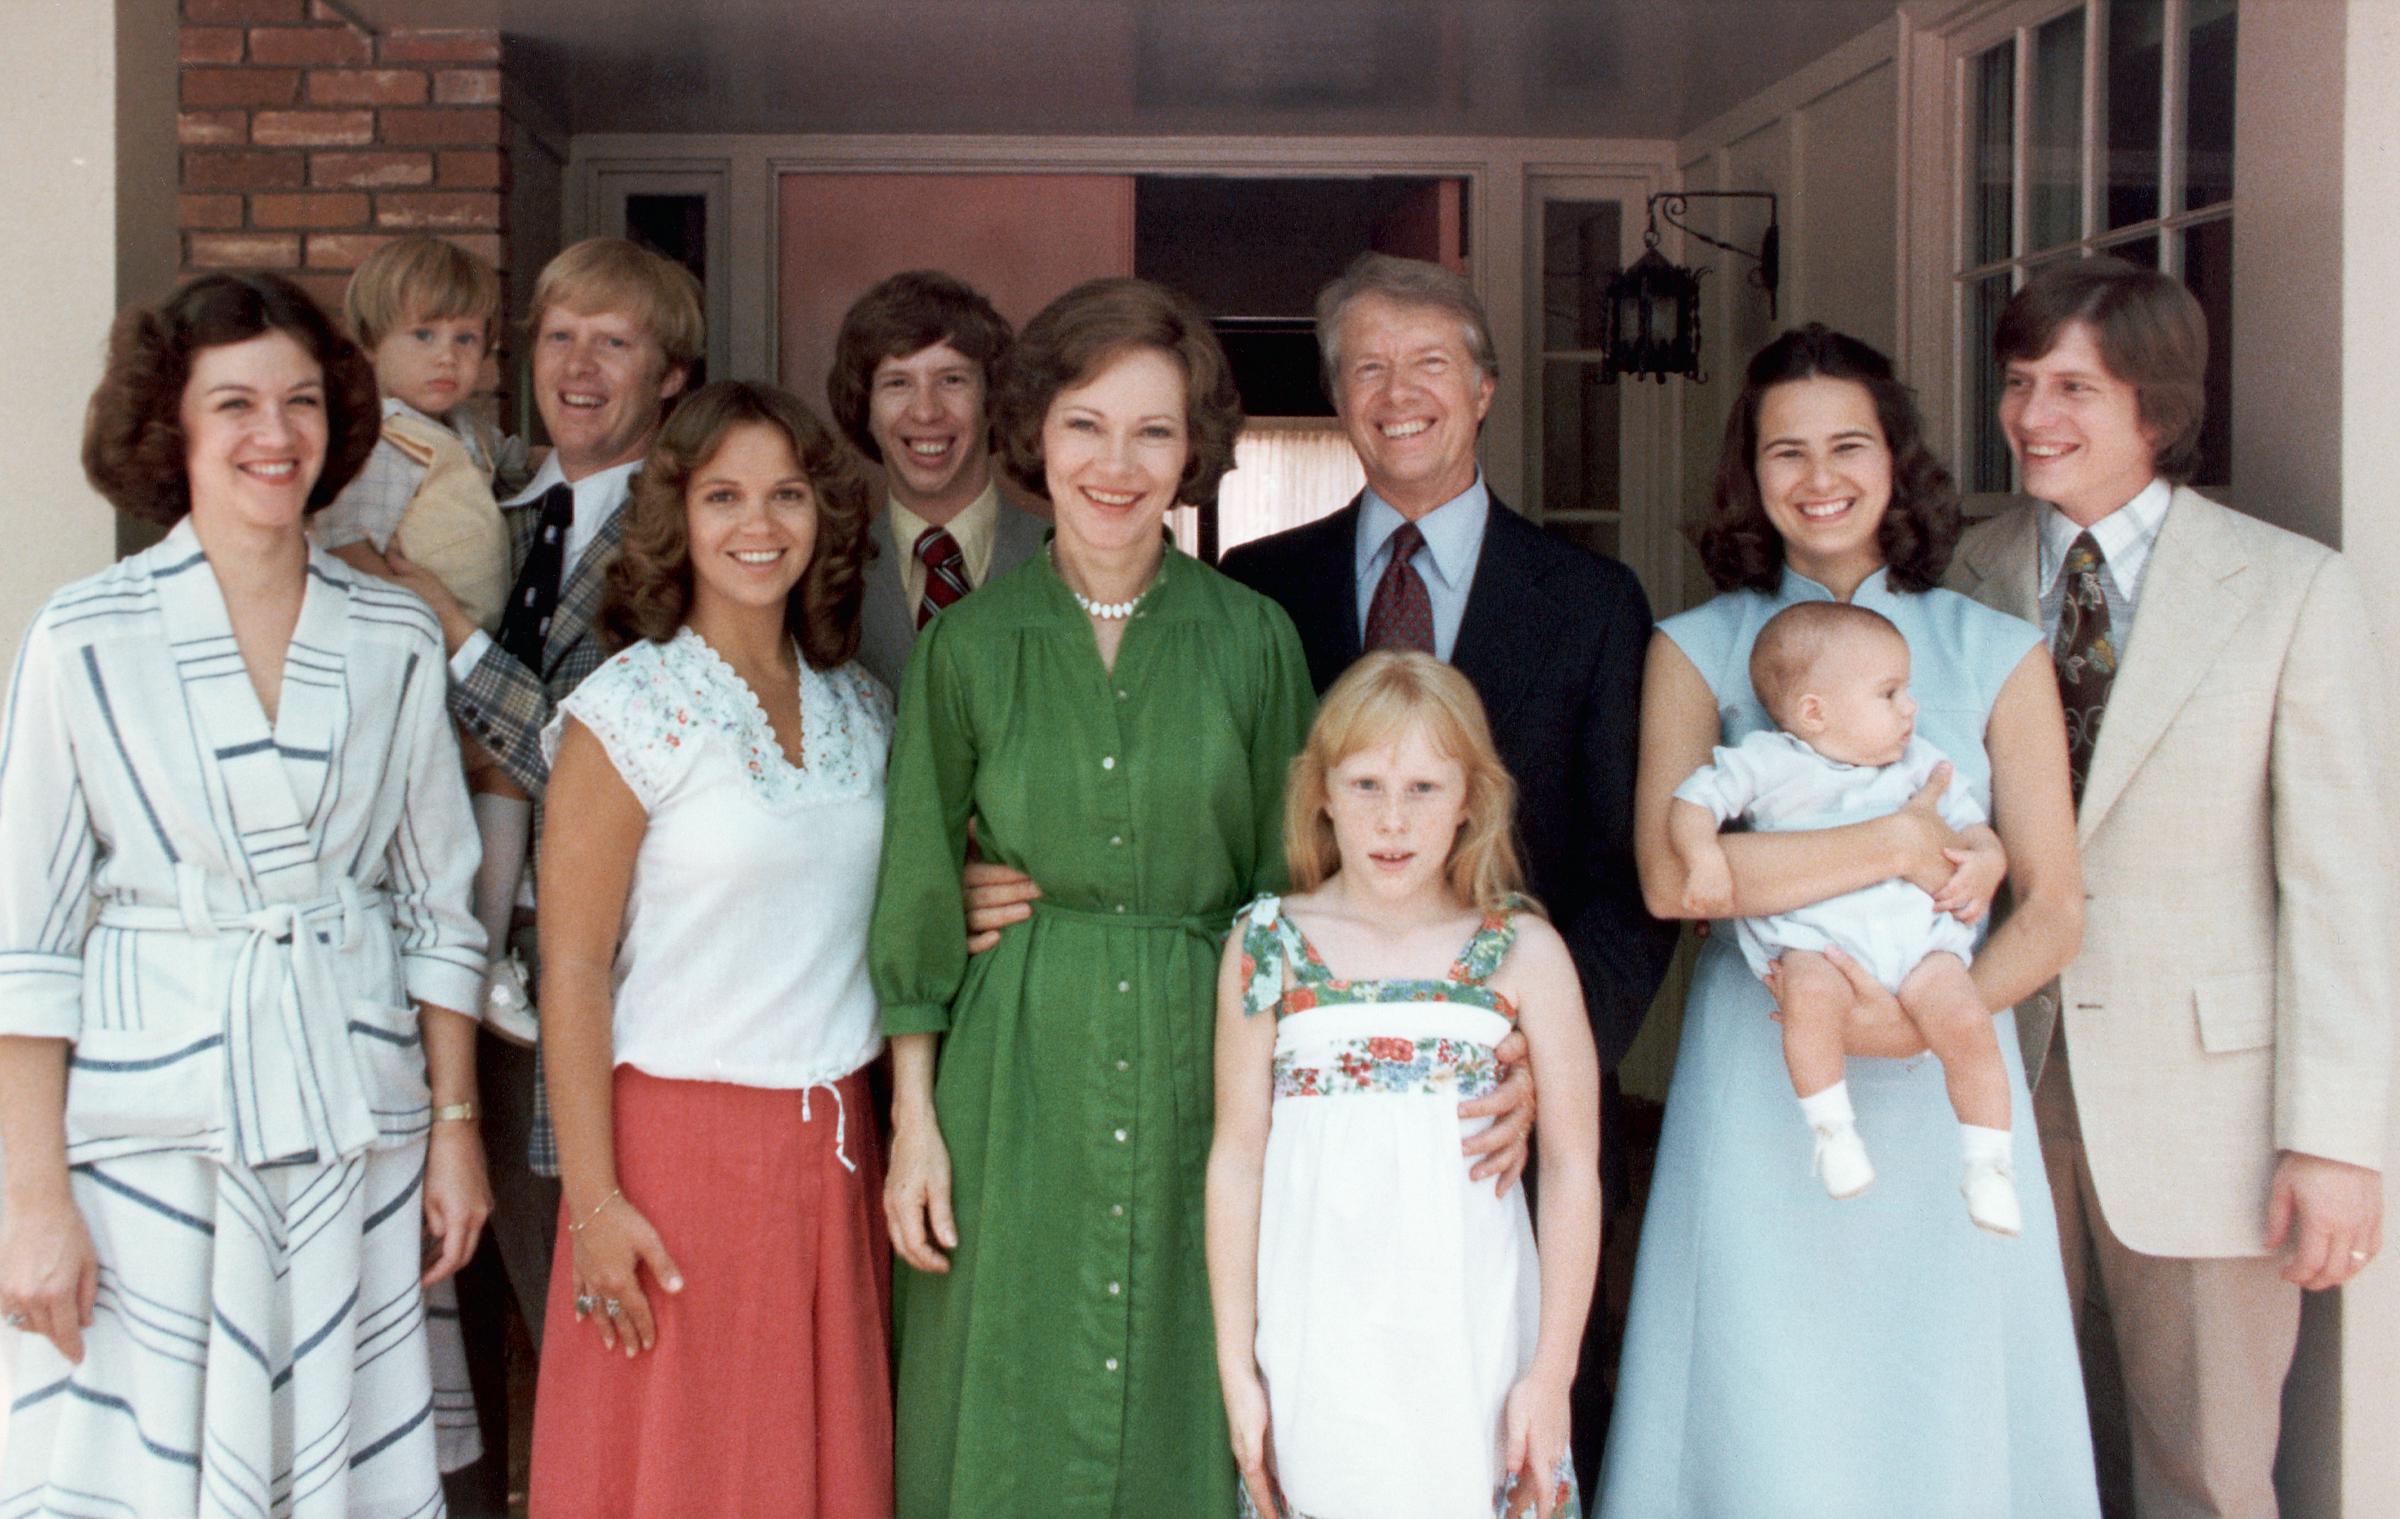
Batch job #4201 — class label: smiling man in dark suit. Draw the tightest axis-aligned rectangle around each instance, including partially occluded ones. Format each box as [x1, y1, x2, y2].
[1218, 252, 1678, 1482]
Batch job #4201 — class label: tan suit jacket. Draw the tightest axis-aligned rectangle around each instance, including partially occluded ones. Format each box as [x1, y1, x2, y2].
[1946, 486, 2392, 1257]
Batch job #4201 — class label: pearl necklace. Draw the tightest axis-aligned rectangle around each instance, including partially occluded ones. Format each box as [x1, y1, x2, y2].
[1053, 544, 1162, 621]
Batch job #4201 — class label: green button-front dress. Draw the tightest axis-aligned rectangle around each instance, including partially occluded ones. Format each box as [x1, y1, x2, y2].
[871, 544, 1316, 1518]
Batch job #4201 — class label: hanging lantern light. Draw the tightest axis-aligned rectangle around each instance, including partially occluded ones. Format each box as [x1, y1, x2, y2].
[1601, 191, 1780, 383]
[1603, 244, 1705, 384]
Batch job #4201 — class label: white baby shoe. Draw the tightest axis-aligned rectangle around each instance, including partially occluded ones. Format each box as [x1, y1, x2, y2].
[1962, 1156, 2024, 1237]
[1811, 1123, 1876, 1200]
[481, 955, 540, 1048]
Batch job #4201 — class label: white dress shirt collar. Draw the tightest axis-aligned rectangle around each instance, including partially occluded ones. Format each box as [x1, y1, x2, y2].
[2036, 475, 2173, 605]
[503, 452, 644, 575]
[1355, 475, 1490, 595]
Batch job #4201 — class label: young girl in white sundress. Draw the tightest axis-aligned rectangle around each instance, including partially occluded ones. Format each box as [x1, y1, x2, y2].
[1207, 651, 1600, 1519]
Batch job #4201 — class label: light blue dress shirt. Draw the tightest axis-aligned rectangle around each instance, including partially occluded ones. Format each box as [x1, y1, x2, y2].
[1352, 476, 1490, 661]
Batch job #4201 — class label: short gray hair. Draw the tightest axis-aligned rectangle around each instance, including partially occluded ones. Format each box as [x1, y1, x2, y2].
[1314, 253, 1501, 393]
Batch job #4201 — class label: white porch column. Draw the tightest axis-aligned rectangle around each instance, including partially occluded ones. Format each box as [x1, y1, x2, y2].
[0, 0, 175, 1435]
[0, 0, 175, 677]
[2334, 0, 2400, 1501]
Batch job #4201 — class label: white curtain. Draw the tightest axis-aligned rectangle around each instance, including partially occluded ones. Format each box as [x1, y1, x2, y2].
[1175, 421, 1365, 559]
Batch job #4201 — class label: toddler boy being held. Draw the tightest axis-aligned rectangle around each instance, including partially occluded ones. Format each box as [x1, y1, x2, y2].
[1668, 601, 2022, 1236]
[318, 234, 535, 1042]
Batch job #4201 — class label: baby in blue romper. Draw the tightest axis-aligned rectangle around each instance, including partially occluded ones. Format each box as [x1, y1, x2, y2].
[1669, 601, 2022, 1236]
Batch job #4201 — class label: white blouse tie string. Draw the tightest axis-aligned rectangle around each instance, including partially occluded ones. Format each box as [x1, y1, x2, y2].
[799, 1082, 856, 1173]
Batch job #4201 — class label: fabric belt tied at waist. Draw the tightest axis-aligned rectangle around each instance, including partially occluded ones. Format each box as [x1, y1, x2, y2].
[1025, 898, 1238, 1084]
[1026, 898, 1235, 945]
[99, 863, 389, 1168]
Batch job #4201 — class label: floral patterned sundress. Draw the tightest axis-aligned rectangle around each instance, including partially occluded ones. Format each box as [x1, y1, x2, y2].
[1234, 895, 1582, 1519]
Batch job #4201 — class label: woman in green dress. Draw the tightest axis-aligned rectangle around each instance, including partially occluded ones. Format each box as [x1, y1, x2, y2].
[871, 277, 1315, 1516]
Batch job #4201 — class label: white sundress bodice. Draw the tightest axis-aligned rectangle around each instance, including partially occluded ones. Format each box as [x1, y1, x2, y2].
[542, 627, 893, 1090]
[1235, 895, 1580, 1519]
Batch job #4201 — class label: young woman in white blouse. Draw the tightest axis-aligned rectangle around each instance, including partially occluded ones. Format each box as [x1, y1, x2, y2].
[524, 382, 894, 1517]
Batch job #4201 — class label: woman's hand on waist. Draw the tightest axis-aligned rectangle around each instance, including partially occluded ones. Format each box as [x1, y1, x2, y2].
[962, 817, 1042, 954]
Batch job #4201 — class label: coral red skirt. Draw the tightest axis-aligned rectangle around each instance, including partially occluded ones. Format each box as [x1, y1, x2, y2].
[529, 1065, 892, 1517]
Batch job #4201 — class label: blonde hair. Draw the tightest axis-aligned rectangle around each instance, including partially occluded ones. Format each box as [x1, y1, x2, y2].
[343, 234, 502, 350]
[530, 237, 706, 371]
[1284, 651, 1533, 915]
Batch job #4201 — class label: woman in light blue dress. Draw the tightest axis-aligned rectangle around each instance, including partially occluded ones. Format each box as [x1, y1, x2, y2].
[1600, 326, 2100, 1518]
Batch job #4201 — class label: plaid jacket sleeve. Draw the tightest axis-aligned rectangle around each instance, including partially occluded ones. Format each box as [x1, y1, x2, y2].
[450, 642, 554, 798]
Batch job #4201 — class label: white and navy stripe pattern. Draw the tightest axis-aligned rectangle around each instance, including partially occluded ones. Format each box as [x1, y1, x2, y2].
[0, 519, 486, 1516]
[4, 1148, 446, 1519]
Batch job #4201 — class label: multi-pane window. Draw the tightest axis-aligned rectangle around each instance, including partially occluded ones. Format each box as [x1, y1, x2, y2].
[1535, 197, 1624, 559]
[1957, 0, 2236, 492]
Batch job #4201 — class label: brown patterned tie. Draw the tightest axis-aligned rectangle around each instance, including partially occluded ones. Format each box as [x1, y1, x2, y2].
[915, 526, 970, 629]
[2053, 531, 2118, 805]
[1363, 522, 1434, 654]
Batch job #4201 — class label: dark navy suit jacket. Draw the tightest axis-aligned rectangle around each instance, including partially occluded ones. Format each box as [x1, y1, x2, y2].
[1220, 493, 1676, 1068]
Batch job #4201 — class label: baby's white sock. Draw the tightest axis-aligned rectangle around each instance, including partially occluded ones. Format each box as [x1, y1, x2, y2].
[1798, 1081, 1856, 1130]
[470, 792, 532, 959]
[1960, 1124, 2013, 1167]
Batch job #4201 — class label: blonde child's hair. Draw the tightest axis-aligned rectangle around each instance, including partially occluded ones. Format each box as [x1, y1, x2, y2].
[530, 236, 706, 371]
[1748, 600, 1904, 729]
[1284, 650, 1533, 915]
[343, 234, 503, 351]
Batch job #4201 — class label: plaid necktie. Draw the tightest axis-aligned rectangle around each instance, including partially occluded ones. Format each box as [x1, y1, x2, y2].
[1364, 522, 1435, 654]
[916, 526, 970, 629]
[2053, 531, 2118, 804]
[497, 482, 574, 673]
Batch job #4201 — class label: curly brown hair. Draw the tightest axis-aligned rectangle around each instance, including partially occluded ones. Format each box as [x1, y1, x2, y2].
[600, 381, 874, 670]
[825, 270, 1012, 464]
[990, 277, 1242, 511]
[1696, 324, 1960, 595]
[83, 272, 382, 527]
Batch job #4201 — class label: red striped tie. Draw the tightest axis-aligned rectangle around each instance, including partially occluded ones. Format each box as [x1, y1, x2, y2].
[916, 526, 970, 628]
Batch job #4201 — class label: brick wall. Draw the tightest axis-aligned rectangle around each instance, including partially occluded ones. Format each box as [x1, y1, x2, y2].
[177, 0, 508, 340]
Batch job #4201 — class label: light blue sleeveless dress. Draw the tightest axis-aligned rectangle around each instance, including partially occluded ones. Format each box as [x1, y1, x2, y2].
[1598, 568, 2101, 1519]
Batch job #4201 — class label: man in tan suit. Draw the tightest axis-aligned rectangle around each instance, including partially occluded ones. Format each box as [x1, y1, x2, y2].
[1945, 258, 2390, 1517]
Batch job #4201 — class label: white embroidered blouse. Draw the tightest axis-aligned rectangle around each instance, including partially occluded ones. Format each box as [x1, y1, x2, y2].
[542, 627, 892, 1088]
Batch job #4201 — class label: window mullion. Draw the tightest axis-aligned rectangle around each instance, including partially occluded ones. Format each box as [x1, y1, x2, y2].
[2159, 0, 2189, 274]
[2011, 24, 2034, 263]
[2082, 0, 2106, 245]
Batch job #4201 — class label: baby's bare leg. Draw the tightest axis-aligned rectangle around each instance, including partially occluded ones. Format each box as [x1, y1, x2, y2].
[1779, 950, 1876, 1199]
[1777, 950, 1853, 1101]
[1898, 953, 2010, 1131]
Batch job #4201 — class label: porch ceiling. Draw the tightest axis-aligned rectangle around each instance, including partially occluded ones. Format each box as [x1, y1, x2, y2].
[329, 0, 1900, 139]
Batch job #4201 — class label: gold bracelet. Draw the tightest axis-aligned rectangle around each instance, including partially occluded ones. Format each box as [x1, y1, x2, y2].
[430, 1101, 478, 1124]
[566, 1188, 623, 1236]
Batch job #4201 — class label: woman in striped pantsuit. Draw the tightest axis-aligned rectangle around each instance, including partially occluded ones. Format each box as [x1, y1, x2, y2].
[0, 272, 491, 1519]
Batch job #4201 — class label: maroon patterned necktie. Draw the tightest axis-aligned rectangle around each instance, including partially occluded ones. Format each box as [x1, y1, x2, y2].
[1363, 522, 1434, 654]
[2053, 531, 2118, 805]
[915, 526, 970, 629]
